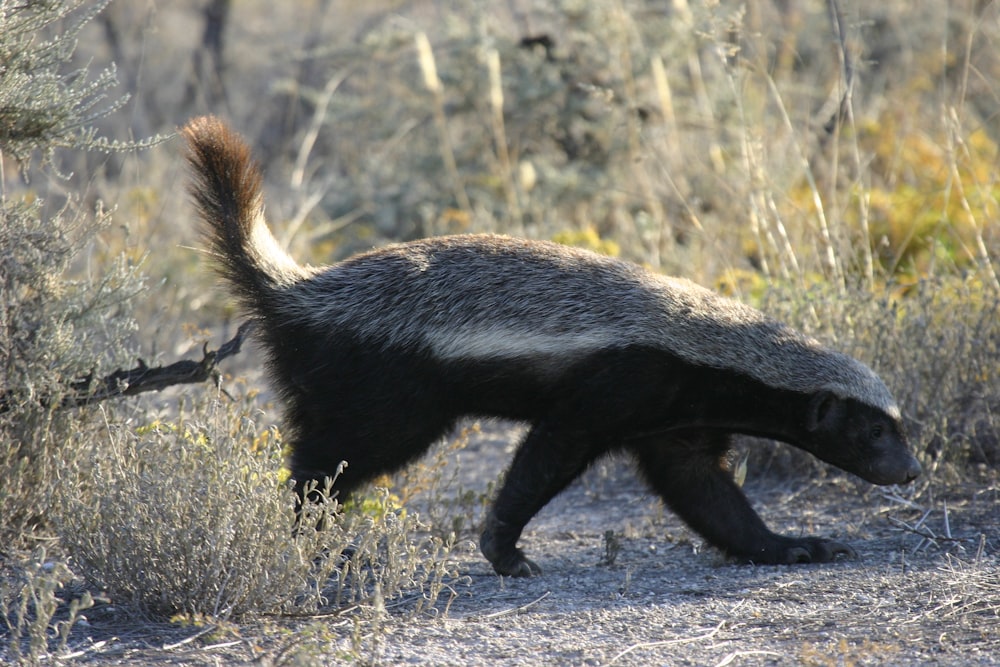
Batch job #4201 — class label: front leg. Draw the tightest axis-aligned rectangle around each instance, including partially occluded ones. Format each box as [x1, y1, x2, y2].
[481, 421, 605, 576]
[628, 431, 856, 564]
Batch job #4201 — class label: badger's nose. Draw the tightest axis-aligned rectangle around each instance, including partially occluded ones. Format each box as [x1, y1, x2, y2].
[870, 452, 923, 485]
[903, 455, 922, 483]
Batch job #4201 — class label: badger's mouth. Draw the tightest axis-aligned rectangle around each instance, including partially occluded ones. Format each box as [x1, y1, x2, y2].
[863, 451, 922, 485]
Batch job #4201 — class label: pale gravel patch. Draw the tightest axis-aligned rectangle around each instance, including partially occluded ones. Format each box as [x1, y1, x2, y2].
[351, 423, 999, 667]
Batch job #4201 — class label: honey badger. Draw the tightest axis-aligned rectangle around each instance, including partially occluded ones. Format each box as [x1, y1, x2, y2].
[182, 116, 921, 577]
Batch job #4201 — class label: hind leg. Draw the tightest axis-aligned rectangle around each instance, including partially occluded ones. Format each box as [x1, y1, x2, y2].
[480, 422, 606, 576]
[281, 343, 458, 505]
[289, 404, 454, 518]
[628, 431, 856, 564]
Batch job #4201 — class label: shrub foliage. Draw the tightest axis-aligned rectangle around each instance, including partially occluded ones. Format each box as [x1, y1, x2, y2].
[1, 0, 999, 662]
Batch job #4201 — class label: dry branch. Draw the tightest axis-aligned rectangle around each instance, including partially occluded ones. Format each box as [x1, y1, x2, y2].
[816, 0, 857, 135]
[0, 321, 255, 414]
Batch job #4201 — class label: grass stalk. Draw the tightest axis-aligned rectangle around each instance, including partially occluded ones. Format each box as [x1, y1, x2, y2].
[764, 73, 844, 288]
[486, 48, 522, 230]
[415, 31, 472, 221]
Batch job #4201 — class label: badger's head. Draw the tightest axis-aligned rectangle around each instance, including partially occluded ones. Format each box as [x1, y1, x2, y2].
[803, 391, 921, 485]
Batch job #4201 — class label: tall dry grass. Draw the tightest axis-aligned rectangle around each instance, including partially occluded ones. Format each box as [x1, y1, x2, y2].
[2, 0, 999, 662]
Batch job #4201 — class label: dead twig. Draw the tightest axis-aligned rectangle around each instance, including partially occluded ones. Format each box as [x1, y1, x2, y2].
[463, 591, 551, 622]
[714, 650, 786, 667]
[606, 620, 726, 665]
[818, 0, 856, 135]
[887, 503, 967, 551]
[0, 321, 255, 414]
[161, 625, 220, 651]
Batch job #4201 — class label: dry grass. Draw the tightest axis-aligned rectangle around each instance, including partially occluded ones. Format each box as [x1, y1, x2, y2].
[2, 0, 1000, 663]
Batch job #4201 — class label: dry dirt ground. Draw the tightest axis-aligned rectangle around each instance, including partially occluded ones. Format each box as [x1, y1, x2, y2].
[29, 423, 1000, 665]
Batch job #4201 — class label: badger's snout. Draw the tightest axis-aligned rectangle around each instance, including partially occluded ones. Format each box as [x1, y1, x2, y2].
[867, 451, 922, 485]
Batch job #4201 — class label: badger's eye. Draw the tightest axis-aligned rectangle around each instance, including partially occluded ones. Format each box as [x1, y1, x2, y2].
[870, 425, 884, 439]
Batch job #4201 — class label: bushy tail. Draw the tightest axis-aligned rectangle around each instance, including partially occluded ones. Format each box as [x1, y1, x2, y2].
[181, 116, 308, 316]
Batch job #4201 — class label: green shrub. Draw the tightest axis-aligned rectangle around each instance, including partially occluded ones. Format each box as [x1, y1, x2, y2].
[0, 0, 150, 543]
[52, 395, 467, 619]
[2, 1, 999, 660]
[0, 547, 94, 663]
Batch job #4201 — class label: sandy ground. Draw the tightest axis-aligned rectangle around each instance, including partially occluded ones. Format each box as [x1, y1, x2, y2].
[36, 422, 1000, 665]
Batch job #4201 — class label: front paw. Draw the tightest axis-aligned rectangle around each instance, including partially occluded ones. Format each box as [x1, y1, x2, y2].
[775, 538, 858, 564]
[480, 519, 543, 577]
[487, 549, 543, 577]
[736, 537, 857, 564]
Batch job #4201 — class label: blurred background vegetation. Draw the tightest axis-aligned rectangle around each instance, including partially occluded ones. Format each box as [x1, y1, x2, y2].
[1, 0, 998, 660]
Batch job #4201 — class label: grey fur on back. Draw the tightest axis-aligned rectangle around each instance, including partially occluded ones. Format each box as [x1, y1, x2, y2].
[282, 234, 899, 418]
[181, 116, 897, 420]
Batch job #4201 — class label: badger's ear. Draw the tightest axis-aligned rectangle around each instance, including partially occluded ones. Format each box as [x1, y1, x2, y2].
[807, 391, 840, 432]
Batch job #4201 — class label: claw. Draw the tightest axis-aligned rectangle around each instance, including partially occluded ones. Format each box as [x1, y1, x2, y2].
[486, 548, 543, 577]
[786, 547, 812, 564]
[503, 556, 543, 578]
[826, 540, 858, 561]
[781, 539, 858, 564]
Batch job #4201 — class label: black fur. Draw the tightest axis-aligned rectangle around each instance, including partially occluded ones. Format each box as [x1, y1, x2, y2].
[182, 117, 921, 577]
